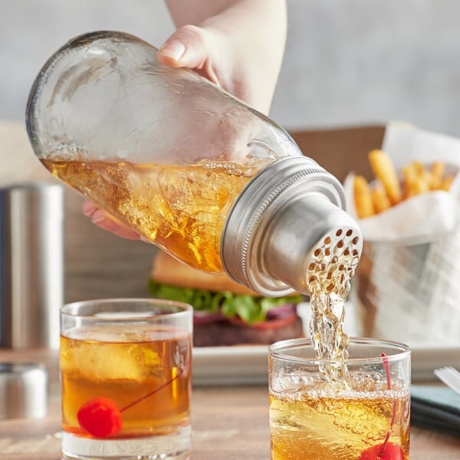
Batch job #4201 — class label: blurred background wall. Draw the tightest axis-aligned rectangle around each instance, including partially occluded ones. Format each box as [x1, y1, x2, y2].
[1, 0, 460, 137]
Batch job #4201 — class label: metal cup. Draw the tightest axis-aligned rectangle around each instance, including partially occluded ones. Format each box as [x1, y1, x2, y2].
[0, 362, 48, 419]
[0, 181, 64, 349]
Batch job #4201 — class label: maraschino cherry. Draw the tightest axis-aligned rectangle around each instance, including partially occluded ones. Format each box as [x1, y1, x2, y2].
[77, 363, 188, 438]
[77, 397, 122, 438]
[358, 353, 405, 460]
[359, 442, 404, 460]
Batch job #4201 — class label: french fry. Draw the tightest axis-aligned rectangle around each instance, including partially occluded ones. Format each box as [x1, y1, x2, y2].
[353, 150, 457, 218]
[407, 175, 430, 196]
[430, 161, 445, 190]
[403, 162, 430, 197]
[415, 162, 432, 191]
[412, 161, 426, 176]
[353, 175, 375, 219]
[368, 150, 402, 205]
[441, 176, 454, 191]
[402, 164, 418, 199]
[371, 185, 391, 214]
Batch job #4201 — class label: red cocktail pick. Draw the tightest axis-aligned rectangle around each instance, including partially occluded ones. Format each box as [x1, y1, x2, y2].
[358, 353, 405, 460]
[77, 397, 122, 438]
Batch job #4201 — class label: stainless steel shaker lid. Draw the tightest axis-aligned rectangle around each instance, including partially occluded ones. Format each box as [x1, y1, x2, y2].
[0, 363, 48, 419]
[221, 156, 363, 296]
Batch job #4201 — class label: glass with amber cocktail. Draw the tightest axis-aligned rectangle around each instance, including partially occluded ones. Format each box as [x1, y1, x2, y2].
[60, 298, 193, 460]
[269, 338, 411, 460]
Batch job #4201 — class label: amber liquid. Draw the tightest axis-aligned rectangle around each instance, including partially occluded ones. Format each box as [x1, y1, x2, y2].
[42, 158, 269, 272]
[270, 386, 410, 460]
[269, 232, 411, 459]
[306, 232, 361, 382]
[60, 326, 191, 439]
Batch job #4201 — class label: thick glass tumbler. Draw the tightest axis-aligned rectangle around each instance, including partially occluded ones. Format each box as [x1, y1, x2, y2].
[60, 298, 193, 460]
[269, 338, 411, 460]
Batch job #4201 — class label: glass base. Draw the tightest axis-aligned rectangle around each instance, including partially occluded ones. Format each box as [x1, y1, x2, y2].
[61, 426, 191, 460]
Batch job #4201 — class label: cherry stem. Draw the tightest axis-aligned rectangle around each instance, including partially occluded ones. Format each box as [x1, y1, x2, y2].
[379, 352, 397, 457]
[119, 364, 188, 413]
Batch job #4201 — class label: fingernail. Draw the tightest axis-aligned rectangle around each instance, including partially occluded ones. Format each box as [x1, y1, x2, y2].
[159, 40, 186, 62]
[91, 210, 107, 224]
[82, 200, 97, 216]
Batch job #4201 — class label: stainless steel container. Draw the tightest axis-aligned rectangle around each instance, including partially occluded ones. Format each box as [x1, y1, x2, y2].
[0, 182, 64, 349]
[0, 362, 48, 419]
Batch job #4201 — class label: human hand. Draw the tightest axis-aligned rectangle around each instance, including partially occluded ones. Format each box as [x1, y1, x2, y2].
[83, 26, 249, 241]
[82, 201, 147, 241]
[161, 0, 287, 115]
[156, 24, 265, 112]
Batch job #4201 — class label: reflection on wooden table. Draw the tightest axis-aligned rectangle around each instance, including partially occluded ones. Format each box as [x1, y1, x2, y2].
[0, 349, 459, 460]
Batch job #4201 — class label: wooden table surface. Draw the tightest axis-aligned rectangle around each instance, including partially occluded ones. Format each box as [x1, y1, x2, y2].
[1, 349, 459, 460]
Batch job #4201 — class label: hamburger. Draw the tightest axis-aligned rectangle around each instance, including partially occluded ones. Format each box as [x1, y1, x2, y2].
[149, 251, 305, 347]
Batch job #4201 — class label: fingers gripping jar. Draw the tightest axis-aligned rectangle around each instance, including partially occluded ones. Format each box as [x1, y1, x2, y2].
[26, 31, 362, 297]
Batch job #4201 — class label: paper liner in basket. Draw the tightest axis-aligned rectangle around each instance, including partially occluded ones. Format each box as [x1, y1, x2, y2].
[344, 122, 460, 243]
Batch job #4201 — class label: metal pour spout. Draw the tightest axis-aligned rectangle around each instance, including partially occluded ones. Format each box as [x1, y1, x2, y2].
[221, 157, 363, 296]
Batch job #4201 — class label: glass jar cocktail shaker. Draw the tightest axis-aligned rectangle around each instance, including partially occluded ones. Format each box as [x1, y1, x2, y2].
[26, 31, 362, 296]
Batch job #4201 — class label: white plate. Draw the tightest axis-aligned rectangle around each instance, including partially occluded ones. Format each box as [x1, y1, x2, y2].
[191, 303, 460, 386]
[192, 342, 460, 386]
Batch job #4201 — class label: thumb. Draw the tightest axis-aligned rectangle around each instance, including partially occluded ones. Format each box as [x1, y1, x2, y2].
[157, 25, 209, 70]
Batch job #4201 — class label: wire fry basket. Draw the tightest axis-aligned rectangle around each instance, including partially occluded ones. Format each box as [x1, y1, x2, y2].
[352, 225, 460, 344]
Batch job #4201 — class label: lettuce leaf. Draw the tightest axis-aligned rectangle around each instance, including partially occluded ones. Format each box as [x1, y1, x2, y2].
[148, 279, 302, 324]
